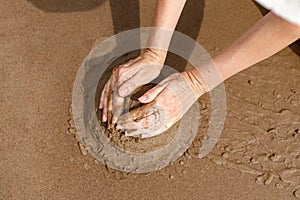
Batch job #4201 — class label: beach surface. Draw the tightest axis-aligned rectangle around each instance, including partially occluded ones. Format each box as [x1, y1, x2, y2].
[1, 0, 300, 199]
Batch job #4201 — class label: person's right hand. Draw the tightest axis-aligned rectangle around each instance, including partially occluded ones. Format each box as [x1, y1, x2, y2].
[116, 69, 208, 138]
[99, 48, 166, 127]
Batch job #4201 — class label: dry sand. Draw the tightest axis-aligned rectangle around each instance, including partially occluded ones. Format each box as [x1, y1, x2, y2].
[1, 0, 300, 199]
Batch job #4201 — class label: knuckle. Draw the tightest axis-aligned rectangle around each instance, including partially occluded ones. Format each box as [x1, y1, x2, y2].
[125, 81, 135, 89]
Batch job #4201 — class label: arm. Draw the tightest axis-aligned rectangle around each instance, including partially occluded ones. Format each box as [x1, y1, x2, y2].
[100, 0, 187, 125]
[119, 12, 300, 138]
[188, 12, 300, 94]
[217, 12, 300, 81]
[145, 0, 187, 60]
[152, 0, 186, 29]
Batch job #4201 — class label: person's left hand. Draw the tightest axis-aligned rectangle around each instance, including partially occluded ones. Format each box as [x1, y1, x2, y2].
[116, 69, 208, 138]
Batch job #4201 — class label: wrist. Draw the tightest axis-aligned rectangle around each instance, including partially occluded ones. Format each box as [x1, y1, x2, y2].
[142, 48, 167, 65]
[181, 69, 209, 98]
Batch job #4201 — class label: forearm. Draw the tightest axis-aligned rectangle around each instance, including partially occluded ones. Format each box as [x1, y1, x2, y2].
[152, 0, 186, 30]
[216, 12, 300, 81]
[189, 12, 300, 94]
[146, 0, 186, 57]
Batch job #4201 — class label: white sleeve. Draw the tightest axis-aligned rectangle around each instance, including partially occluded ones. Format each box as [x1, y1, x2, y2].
[255, 0, 300, 26]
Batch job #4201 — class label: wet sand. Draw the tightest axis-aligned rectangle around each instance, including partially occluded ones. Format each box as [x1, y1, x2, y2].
[1, 0, 300, 199]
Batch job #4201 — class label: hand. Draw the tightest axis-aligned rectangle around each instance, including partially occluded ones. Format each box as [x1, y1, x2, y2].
[116, 69, 208, 138]
[99, 48, 166, 127]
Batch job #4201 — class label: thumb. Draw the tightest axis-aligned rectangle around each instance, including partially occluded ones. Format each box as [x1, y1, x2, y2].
[138, 84, 165, 103]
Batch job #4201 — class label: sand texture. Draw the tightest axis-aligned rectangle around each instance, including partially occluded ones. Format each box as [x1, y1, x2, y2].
[1, 0, 300, 199]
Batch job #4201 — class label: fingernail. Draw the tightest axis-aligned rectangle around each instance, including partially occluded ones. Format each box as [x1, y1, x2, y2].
[102, 114, 107, 122]
[99, 103, 103, 109]
[119, 88, 128, 97]
[138, 95, 147, 102]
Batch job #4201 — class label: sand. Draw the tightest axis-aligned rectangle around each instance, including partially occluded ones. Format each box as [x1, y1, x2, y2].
[1, 0, 300, 199]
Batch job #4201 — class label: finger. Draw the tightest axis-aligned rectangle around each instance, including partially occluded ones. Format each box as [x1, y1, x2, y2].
[117, 120, 142, 130]
[118, 64, 160, 97]
[116, 111, 140, 130]
[102, 96, 108, 122]
[99, 96, 104, 109]
[106, 73, 117, 127]
[117, 59, 141, 84]
[110, 69, 126, 125]
[101, 81, 110, 122]
[117, 117, 151, 130]
[99, 79, 110, 109]
[117, 103, 160, 136]
[124, 130, 143, 138]
[107, 92, 113, 128]
[100, 66, 119, 110]
[117, 57, 158, 97]
[118, 69, 141, 97]
[124, 114, 161, 138]
[112, 93, 125, 124]
[123, 96, 131, 111]
[117, 104, 150, 125]
[138, 84, 166, 103]
[140, 124, 169, 138]
[141, 131, 160, 138]
[102, 79, 111, 122]
[110, 68, 118, 89]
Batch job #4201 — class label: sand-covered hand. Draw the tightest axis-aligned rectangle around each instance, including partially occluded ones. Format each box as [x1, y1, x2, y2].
[99, 48, 166, 127]
[117, 71, 208, 138]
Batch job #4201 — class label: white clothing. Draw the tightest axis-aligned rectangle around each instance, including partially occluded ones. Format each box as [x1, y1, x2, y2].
[256, 0, 300, 26]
